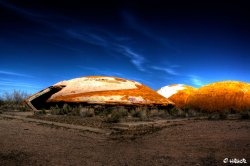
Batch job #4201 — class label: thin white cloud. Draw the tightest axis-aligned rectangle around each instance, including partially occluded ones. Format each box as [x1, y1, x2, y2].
[151, 66, 179, 76]
[121, 11, 178, 51]
[189, 75, 203, 87]
[0, 70, 32, 77]
[0, 81, 36, 88]
[116, 45, 145, 72]
[65, 30, 108, 47]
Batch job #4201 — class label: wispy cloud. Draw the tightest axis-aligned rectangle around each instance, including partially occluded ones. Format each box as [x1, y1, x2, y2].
[151, 66, 179, 75]
[116, 45, 145, 71]
[0, 81, 37, 88]
[0, 70, 32, 77]
[121, 11, 177, 51]
[0, 1, 43, 18]
[56, 30, 147, 72]
[1, 2, 147, 72]
[189, 75, 204, 87]
[0, 77, 41, 97]
[65, 30, 109, 47]
[0, 0, 69, 26]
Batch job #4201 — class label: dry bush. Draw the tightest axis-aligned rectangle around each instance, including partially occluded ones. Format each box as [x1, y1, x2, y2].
[0, 90, 30, 111]
[79, 107, 95, 117]
[105, 106, 129, 123]
[240, 109, 250, 119]
[130, 107, 148, 120]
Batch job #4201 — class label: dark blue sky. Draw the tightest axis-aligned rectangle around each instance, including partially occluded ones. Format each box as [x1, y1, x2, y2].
[0, 0, 250, 95]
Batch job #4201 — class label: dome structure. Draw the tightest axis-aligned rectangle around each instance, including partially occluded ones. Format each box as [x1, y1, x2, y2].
[25, 76, 174, 110]
[157, 84, 197, 108]
[187, 81, 250, 112]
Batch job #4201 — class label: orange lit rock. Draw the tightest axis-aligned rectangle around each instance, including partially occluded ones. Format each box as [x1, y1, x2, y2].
[26, 76, 174, 110]
[187, 81, 250, 112]
[157, 84, 197, 108]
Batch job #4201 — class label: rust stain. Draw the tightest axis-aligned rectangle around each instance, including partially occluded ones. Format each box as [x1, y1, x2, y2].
[48, 84, 173, 105]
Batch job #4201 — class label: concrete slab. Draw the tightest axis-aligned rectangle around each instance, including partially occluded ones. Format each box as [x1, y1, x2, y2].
[0, 114, 110, 135]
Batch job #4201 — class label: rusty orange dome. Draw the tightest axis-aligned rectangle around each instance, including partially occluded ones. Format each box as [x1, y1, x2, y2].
[25, 76, 174, 110]
[187, 81, 250, 112]
[157, 84, 197, 108]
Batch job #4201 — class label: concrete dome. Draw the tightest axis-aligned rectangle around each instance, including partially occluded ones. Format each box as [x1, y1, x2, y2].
[26, 76, 174, 110]
[157, 84, 197, 108]
[187, 81, 250, 112]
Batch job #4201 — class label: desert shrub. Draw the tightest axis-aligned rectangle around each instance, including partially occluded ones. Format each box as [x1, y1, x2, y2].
[208, 111, 227, 120]
[240, 109, 250, 119]
[0, 90, 30, 111]
[93, 105, 105, 115]
[105, 111, 121, 123]
[61, 103, 71, 114]
[50, 104, 80, 115]
[79, 107, 95, 117]
[130, 107, 148, 120]
[186, 109, 198, 117]
[105, 106, 129, 123]
[149, 108, 159, 117]
[50, 105, 61, 115]
[93, 106, 112, 116]
[168, 107, 186, 117]
[159, 109, 170, 118]
[34, 109, 47, 116]
[130, 106, 150, 120]
[182, 105, 205, 117]
[208, 112, 219, 120]
[219, 111, 228, 119]
[69, 106, 81, 116]
[0, 98, 4, 106]
[116, 106, 128, 116]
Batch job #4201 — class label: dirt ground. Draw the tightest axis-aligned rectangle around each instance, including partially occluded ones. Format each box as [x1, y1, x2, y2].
[0, 116, 249, 166]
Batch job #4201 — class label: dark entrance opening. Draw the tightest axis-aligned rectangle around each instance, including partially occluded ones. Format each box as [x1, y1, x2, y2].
[30, 85, 65, 110]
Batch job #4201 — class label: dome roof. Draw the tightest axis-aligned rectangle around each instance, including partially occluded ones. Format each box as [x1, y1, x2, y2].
[157, 84, 197, 108]
[26, 76, 174, 110]
[187, 81, 250, 112]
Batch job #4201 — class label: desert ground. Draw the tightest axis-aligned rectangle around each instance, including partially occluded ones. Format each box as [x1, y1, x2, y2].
[0, 113, 249, 166]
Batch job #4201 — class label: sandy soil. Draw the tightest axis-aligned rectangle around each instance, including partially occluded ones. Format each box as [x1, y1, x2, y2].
[0, 117, 249, 166]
